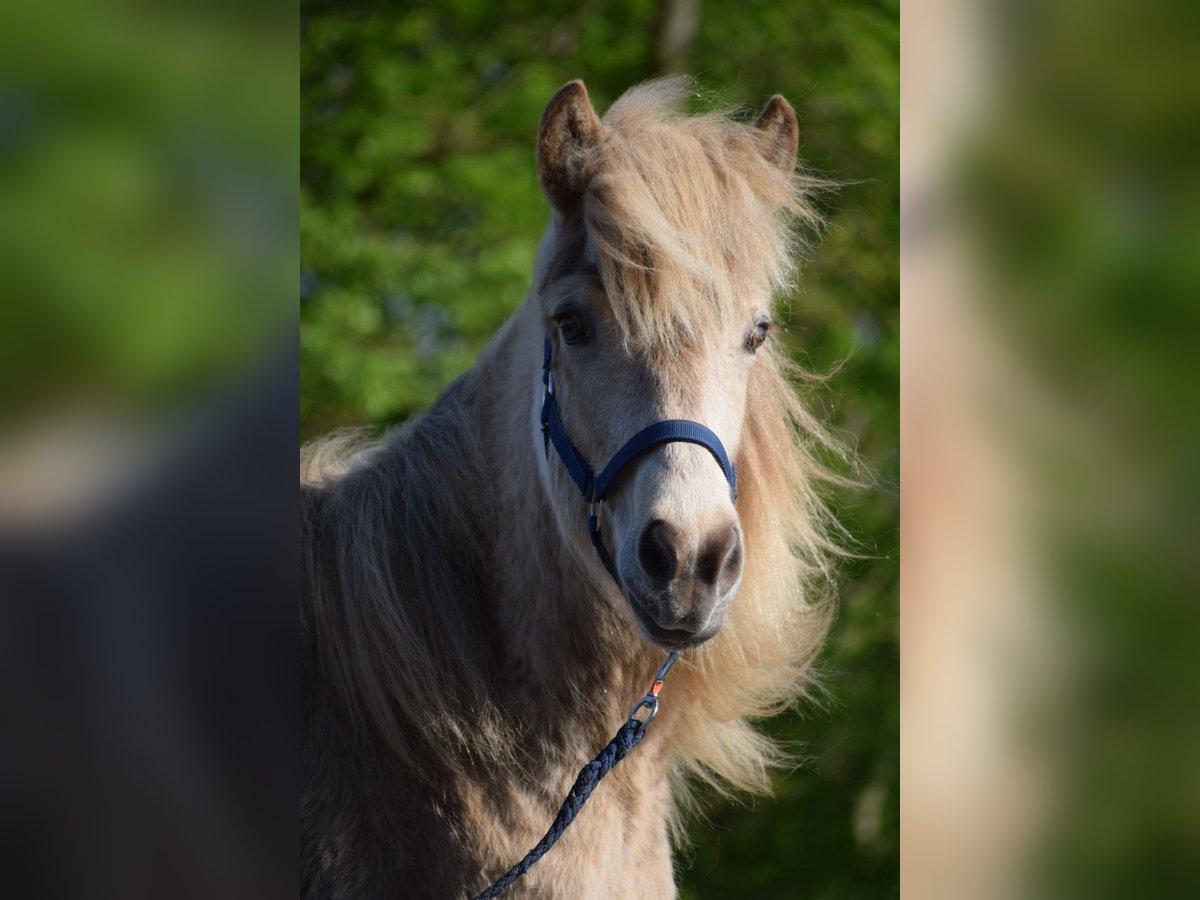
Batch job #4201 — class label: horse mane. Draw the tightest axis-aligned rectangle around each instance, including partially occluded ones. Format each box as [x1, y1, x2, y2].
[665, 346, 849, 814]
[302, 379, 533, 780]
[302, 78, 852, 837]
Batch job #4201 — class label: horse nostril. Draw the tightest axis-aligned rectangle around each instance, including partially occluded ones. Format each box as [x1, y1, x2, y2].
[695, 524, 742, 589]
[638, 519, 681, 588]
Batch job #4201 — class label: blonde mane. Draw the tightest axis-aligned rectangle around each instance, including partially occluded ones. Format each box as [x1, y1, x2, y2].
[665, 345, 847, 807]
[301, 78, 851, 894]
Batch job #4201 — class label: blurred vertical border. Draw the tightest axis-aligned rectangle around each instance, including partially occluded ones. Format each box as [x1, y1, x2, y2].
[903, 1, 1200, 897]
[0, 1, 297, 898]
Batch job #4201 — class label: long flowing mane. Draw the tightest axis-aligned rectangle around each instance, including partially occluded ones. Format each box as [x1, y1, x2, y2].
[301, 78, 851, 865]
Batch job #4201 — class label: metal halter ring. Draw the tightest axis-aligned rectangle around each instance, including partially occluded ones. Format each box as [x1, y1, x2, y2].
[628, 694, 660, 726]
[589, 497, 604, 532]
[627, 652, 680, 726]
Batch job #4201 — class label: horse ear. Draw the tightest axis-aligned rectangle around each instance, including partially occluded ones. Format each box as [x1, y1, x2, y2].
[753, 94, 799, 173]
[537, 80, 602, 213]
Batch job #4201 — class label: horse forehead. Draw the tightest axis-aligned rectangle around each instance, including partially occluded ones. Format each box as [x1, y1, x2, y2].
[632, 343, 719, 403]
[537, 220, 592, 293]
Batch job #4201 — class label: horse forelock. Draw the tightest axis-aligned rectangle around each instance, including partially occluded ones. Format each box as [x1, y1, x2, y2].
[559, 77, 829, 353]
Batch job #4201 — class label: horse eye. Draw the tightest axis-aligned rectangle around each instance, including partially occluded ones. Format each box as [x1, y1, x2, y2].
[744, 318, 771, 353]
[556, 313, 585, 346]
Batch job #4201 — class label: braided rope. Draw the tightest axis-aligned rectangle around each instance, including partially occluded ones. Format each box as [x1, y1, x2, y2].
[471, 718, 647, 899]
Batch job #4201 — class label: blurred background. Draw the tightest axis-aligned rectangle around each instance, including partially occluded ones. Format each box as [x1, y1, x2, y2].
[302, 1, 899, 898]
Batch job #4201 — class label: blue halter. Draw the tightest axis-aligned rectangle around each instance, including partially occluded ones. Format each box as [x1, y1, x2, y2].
[539, 338, 737, 583]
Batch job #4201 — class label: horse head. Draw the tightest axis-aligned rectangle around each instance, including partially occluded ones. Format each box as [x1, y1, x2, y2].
[532, 79, 803, 651]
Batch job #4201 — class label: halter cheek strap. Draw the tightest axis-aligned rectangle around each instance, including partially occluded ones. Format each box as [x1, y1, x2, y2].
[539, 338, 737, 584]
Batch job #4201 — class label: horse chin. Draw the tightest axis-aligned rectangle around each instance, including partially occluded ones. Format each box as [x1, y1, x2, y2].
[623, 591, 723, 651]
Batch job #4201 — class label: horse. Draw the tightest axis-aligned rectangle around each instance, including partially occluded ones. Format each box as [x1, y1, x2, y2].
[301, 76, 847, 899]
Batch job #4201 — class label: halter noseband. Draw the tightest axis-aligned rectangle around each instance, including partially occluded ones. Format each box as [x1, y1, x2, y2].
[540, 338, 737, 584]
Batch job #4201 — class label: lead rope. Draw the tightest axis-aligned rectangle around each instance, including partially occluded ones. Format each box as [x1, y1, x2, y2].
[471, 652, 680, 899]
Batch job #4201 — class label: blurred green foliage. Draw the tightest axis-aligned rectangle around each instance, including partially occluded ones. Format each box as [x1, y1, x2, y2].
[301, 1, 897, 896]
[959, 3, 1200, 896]
[0, 2, 295, 424]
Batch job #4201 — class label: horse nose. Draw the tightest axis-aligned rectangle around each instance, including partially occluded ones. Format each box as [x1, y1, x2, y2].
[638, 519, 743, 595]
[638, 519, 681, 588]
[695, 522, 742, 594]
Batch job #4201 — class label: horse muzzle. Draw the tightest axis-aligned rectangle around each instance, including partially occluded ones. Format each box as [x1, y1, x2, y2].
[622, 517, 744, 650]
